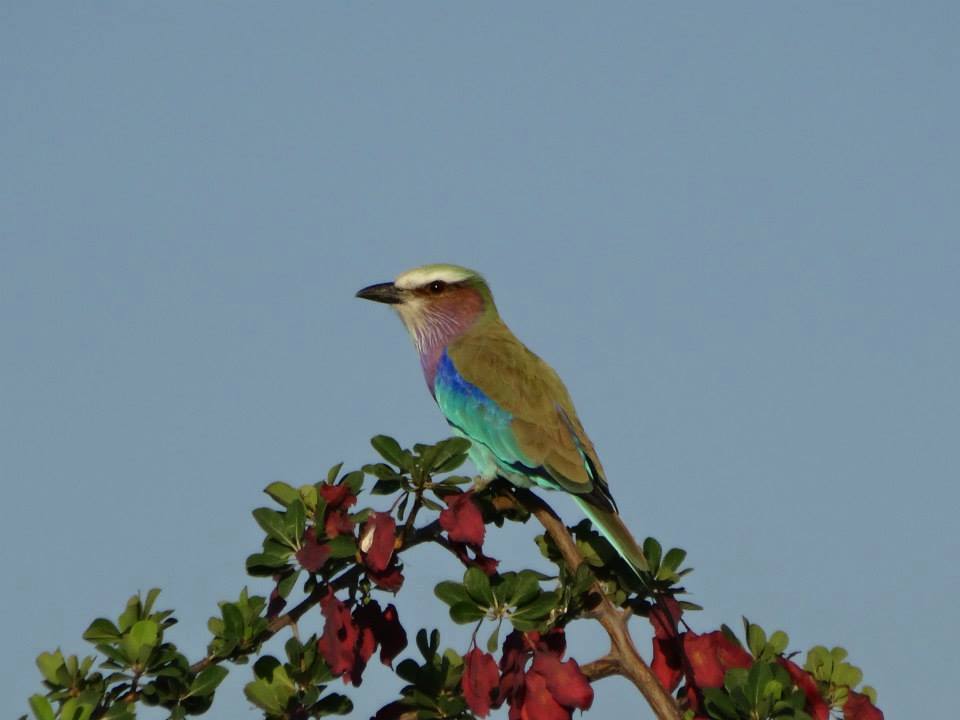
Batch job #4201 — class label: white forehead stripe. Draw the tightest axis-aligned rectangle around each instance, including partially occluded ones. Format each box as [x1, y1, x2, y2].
[394, 265, 474, 290]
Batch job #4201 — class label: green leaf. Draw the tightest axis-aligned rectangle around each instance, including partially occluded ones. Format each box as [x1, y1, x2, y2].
[725, 667, 749, 691]
[28, 695, 55, 720]
[326, 462, 344, 483]
[83, 618, 122, 643]
[245, 552, 291, 576]
[299, 484, 319, 510]
[703, 687, 738, 720]
[449, 602, 485, 624]
[313, 692, 354, 717]
[142, 588, 162, 617]
[643, 537, 662, 570]
[326, 535, 357, 559]
[371, 435, 411, 470]
[277, 570, 301, 598]
[768, 630, 789, 656]
[252, 508, 293, 546]
[245, 657, 296, 715]
[117, 596, 141, 632]
[747, 662, 773, 710]
[428, 437, 472, 472]
[746, 621, 767, 658]
[511, 572, 541, 607]
[188, 665, 229, 697]
[342, 470, 364, 494]
[371, 479, 403, 495]
[513, 591, 558, 621]
[486, 623, 501, 653]
[834, 663, 863, 689]
[222, 603, 244, 640]
[244, 678, 284, 715]
[35, 651, 64, 685]
[434, 581, 471, 607]
[123, 619, 159, 665]
[662, 547, 686, 570]
[288, 499, 307, 542]
[463, 567, 493, 606]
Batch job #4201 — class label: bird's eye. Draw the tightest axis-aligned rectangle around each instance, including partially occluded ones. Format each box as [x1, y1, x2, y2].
[429, 280, 446, 294]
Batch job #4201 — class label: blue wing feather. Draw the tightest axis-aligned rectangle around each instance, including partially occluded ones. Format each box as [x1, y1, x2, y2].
[433, 351, 548, 484]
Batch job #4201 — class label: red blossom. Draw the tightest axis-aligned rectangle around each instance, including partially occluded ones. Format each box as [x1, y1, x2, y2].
[778, 658, 829, 720]
[317, 591, 380, 686]
[325, 509, 355, 539]
[462, 648, 500, 717]
[648, 597, 684, 691]
[844, 691, 884, 720]
[367, 563, 405, 591]
[517, 669, 566, 720]
[496, 629, 592, 720]
[317, 592, 360, 680]
[322, 597, 408, 687]
[320, 483, 357, 539]
[530, 652, 593, 710]
[439, 490, 485, 546]
[530, 628, 566, 657]
[649, 596, 683, 639]
[319, 483, 356, 508]
[652, 637, 684, 691]
[376, 604, 408, 666]
[683, 631, 752, 689]
[361, 512, 397, 573]
[296, 527, 332, 572]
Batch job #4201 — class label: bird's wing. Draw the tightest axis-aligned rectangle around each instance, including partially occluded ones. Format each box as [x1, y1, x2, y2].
[443, 323, 615, 510]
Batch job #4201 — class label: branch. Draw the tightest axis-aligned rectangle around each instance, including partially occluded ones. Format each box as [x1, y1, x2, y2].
[508, 487, 683, 720]
[189, 520, 447, 675]
[580, 654, 621, 682]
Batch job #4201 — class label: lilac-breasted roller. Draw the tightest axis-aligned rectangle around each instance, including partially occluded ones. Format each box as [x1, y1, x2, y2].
[356, 263, 647, 574]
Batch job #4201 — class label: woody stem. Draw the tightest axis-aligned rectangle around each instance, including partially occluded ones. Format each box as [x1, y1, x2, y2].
[508, 487, 683, 720]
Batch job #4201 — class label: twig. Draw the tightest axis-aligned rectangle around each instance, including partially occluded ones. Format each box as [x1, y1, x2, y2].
[188, 520, 446, 675]
[509, 487, 683, 720]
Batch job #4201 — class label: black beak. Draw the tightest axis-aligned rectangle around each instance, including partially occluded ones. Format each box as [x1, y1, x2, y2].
[355, 282, 403, 305]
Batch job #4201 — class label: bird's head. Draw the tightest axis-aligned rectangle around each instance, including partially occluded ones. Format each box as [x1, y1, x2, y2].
[356, 264, 495, 352]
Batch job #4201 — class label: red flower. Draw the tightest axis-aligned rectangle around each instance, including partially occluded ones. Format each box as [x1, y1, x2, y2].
[495, 629, 592, 720]
[357, 512, 404, 590]
[462, 648, 500, 717]
[652, 637, 684, 691]
[376, 603, 408, 666]
[322, 596, 409, 687]
[317, 592, 362, 681]
[361, 512, 397, 573]
[844, 691, 884, 720]
[778, 658, 829, 720]
[367, 563, 405, 591]
[649, 596, 683, 639]
[319, 483, 355, 508]
[648, 597, 684, 691]
[683, 631, 752, 689]
[530, 652, 593, 710]
[320, 483, 357, 539]
[439, 490, 485, 546]
[296, 527, 332, 572]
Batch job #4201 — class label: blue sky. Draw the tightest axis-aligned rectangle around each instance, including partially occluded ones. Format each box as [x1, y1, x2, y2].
[2, 3, 958, 718]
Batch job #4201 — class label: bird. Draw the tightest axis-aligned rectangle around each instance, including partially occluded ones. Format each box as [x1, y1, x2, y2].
[356, 263, 647, 575]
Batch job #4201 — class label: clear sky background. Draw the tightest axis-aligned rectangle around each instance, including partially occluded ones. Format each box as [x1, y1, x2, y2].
[2, 4, 957, 719]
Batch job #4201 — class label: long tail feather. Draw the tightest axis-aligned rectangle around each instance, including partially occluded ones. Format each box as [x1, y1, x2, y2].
[572, 496, 649, 575]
